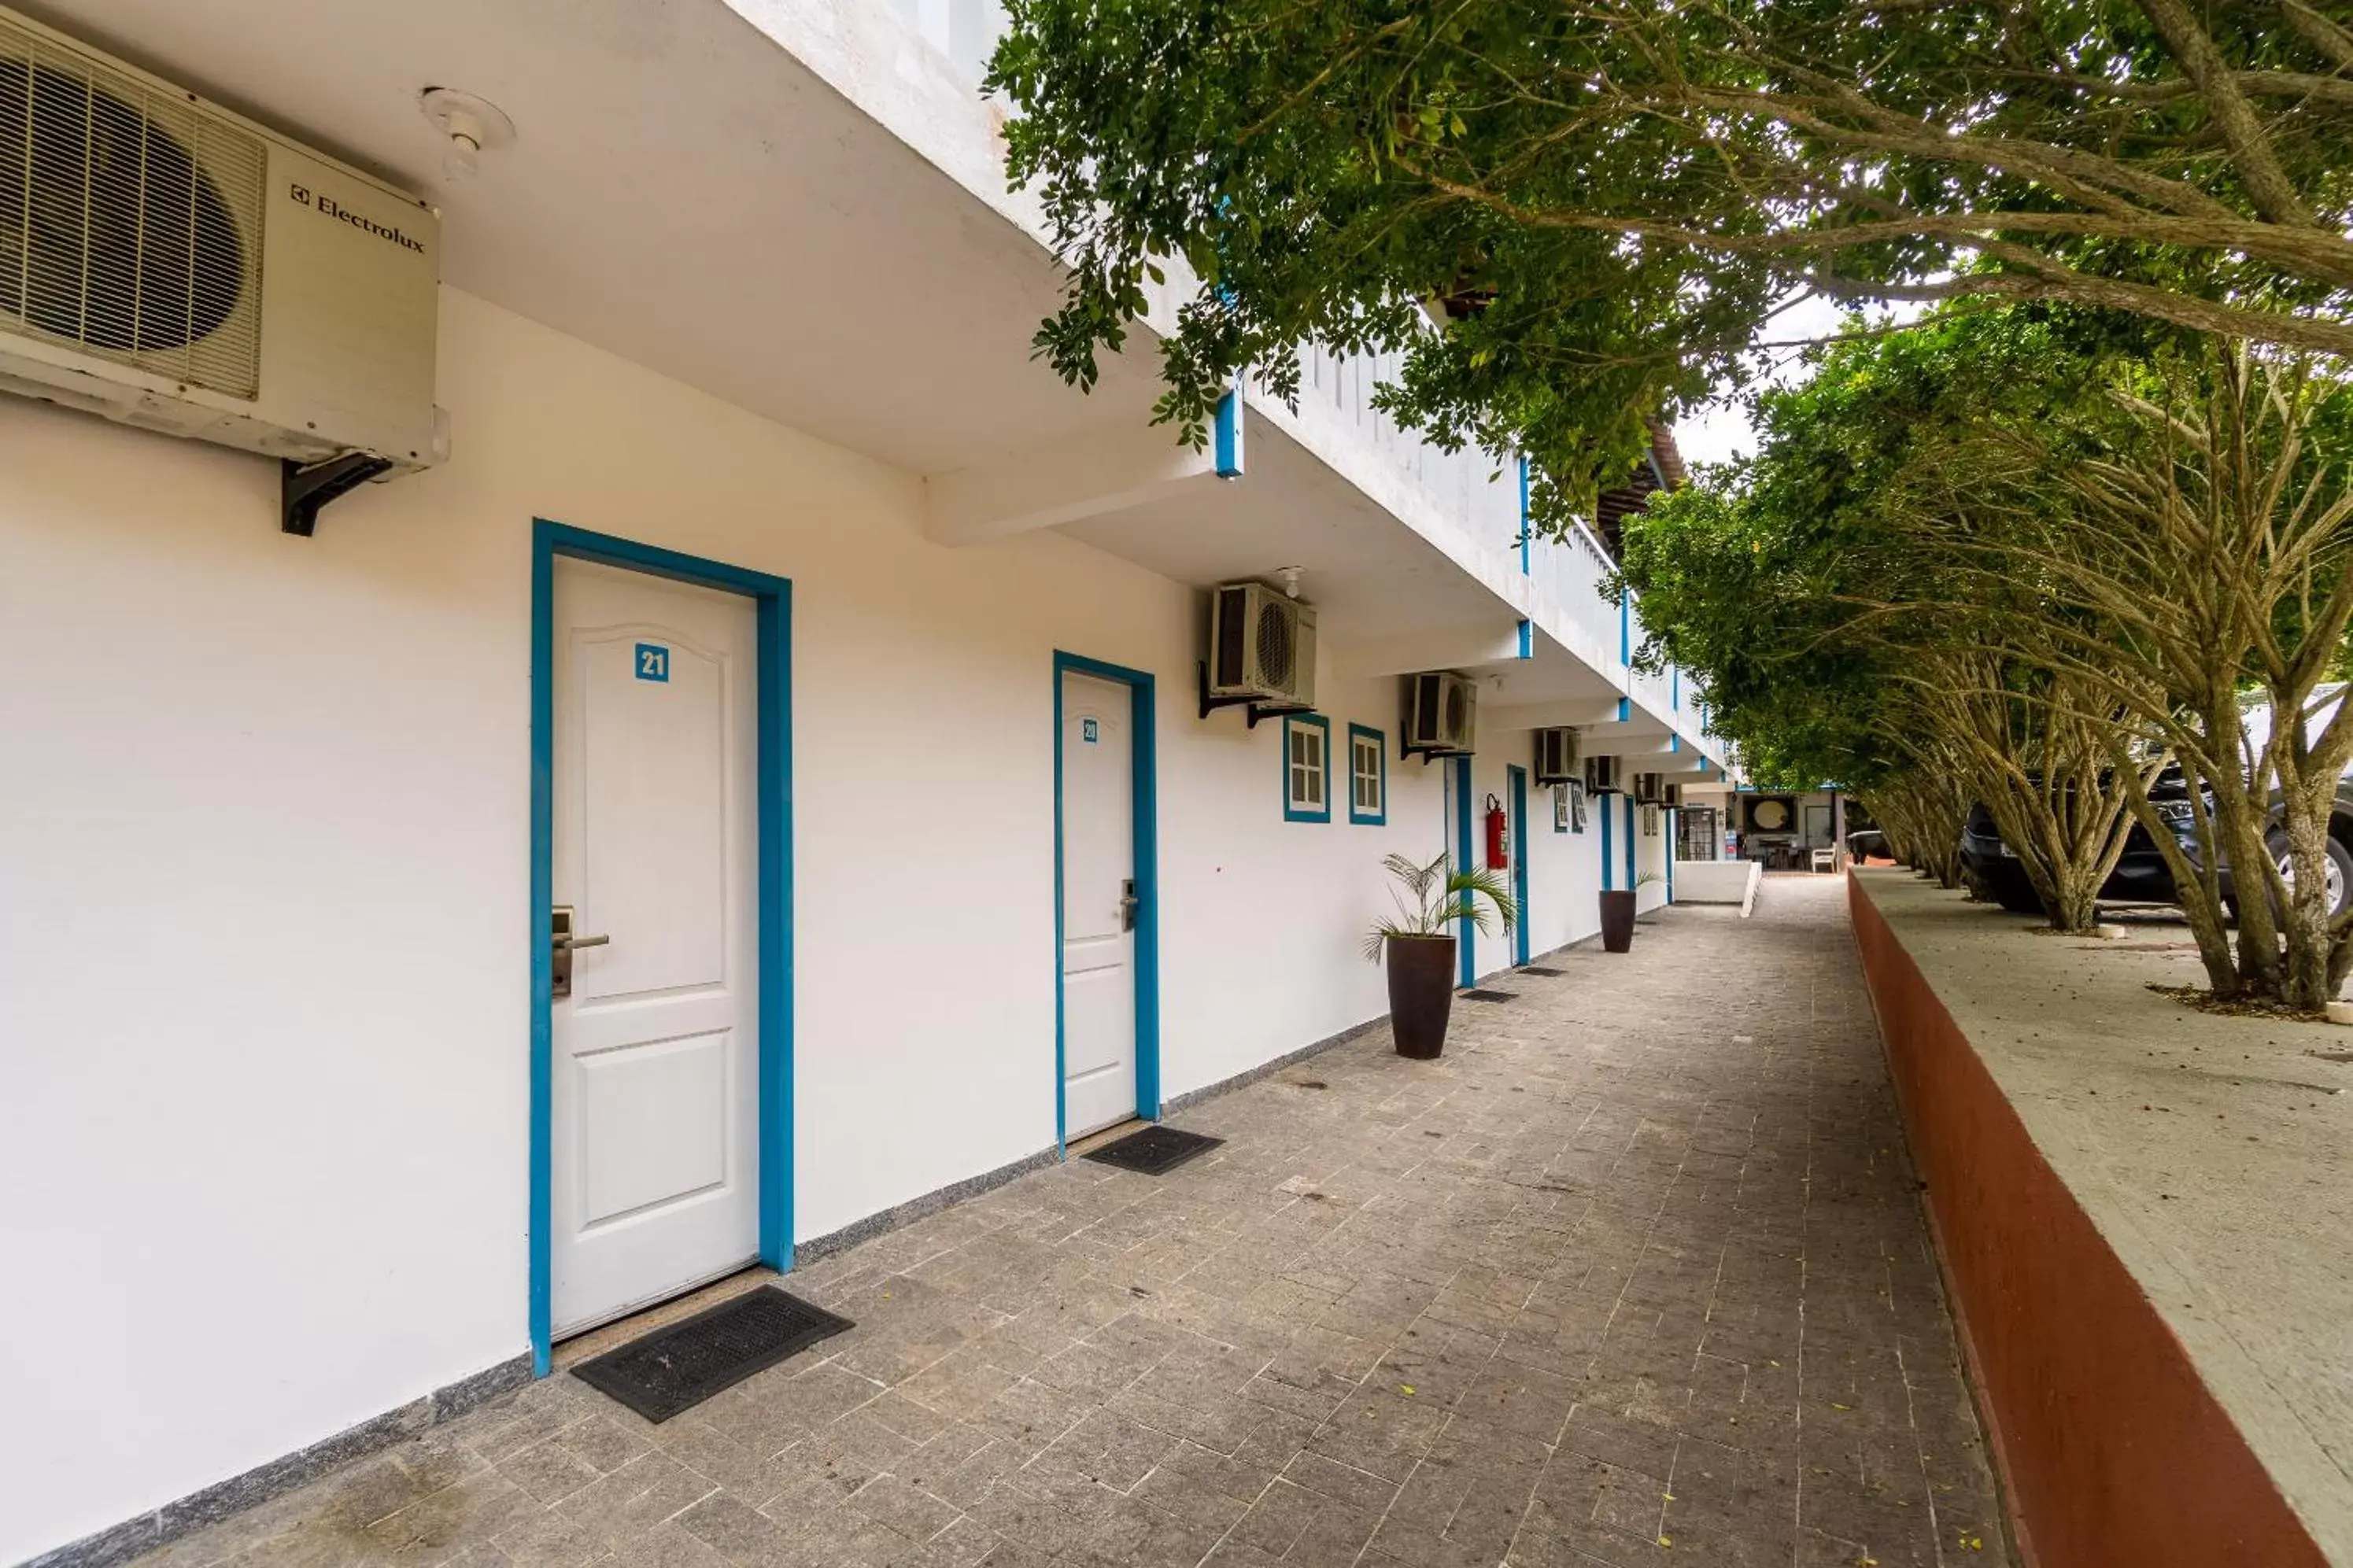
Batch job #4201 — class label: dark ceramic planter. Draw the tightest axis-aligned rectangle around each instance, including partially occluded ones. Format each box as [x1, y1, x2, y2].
[1599, 889, 1637, 953]
[1384, 935, 1457, 1059]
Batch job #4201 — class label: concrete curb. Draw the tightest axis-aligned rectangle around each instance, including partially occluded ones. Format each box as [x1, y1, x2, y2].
[1846, 869, 2328, 1568]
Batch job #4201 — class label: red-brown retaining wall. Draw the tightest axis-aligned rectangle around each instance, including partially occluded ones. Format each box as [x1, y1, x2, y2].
[1847, 875, 2326, 1568]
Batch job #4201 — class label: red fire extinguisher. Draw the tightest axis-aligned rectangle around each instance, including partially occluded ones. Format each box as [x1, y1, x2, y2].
[1484, 794, 1510, 870]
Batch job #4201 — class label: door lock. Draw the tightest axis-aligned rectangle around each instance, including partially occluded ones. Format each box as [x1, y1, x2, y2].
[1118, 878, 1140, 932]
[550, 904, 610, 999]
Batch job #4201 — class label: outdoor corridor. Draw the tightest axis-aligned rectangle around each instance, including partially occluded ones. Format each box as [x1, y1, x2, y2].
[137, 878, 2006, 1568]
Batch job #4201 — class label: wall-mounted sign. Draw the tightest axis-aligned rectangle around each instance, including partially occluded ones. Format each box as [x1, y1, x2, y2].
[634, 643, 670, 683]
[1082, 718, 1099, 743]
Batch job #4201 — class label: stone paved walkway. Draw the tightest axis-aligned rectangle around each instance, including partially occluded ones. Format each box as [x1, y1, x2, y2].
[139, 877, 2006, 1568]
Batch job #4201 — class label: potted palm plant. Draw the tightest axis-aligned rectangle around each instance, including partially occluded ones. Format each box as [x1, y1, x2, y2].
[1598, 870, 1664, 953]
[1362, 852, 1517, 1059]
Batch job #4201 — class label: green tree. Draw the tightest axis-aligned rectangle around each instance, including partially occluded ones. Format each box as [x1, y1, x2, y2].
[989, 0, 2353, 523]
[1892, 341, 2353, 1005]
[1620, 309, 2159, 932]
[1632, 305, 2353, 1002]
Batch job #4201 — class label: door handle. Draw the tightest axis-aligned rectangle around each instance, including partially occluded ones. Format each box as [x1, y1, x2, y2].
[550, 904, 607, 999]
[1119, 878, 1140, 932]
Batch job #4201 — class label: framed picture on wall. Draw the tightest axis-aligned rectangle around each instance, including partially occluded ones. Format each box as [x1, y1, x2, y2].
[1553, 783, 1570, 832]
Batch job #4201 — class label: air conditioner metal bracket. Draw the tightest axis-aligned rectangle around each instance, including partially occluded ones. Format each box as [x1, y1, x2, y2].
[1245, 700, 1311, 729]
[282, 452, 396, 536]
[1399, 736, 1465, 766]
[1195, 660, 1312, 728]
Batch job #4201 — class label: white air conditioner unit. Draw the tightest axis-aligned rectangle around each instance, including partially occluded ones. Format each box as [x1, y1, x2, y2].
[1534, 728, 1579, 785]
[1207, 581, 1317, 707]
[1405, 671, 1476, 754]
[1632, 772, 1664, 804]
[1661, 782, 1684, 808]
[0, 7, 446, 522]
[1585, 754, 1623, 795]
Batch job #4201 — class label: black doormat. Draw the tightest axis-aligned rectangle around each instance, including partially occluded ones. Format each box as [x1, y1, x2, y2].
[1083, 1124, 1224, 1175]
[1517, 965, 1567, 976]
[571, 1286, 854, 1422]
[1461, 989, 1516, 1002]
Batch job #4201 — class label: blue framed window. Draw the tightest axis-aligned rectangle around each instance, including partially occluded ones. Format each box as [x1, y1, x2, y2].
[1283, 714, 1332, 822]
[1346, 723, 1387, 825]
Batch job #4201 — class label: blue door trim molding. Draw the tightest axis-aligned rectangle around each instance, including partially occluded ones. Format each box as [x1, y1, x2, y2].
[1665, 809, 1676, 902]
[1053, 652, 1162, 1152]
[1507, 766, 1531, 968]
[1450, 755, 1475, 987]
[1346, 723, 1387, 826]
[530, 520, 795, 1378]
[1281, 713, 1334, 823]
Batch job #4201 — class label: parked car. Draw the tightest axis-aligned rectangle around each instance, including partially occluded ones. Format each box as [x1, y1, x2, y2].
[1958, 769, 2200, 915]
[2218, 779, 2353, 921]
[2222, 693, 2353, 921]
[1959, 768, 2353, 921]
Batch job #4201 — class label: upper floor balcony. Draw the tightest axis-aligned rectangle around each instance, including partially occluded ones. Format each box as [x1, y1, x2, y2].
[848, 0, 1723, 764]
[45, 0, 1721, 770]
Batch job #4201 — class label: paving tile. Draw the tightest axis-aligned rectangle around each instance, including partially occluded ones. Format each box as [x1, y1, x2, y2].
[131, 883, 2009, 1568]
[550, 1452, 718, 1550]
[496, 1437, 606, 1507]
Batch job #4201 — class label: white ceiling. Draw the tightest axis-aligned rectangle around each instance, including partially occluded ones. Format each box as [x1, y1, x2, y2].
[19, 0, 1166, 474]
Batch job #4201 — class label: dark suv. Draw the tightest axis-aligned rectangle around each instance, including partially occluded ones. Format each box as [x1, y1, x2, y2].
[1960, 770, 2353, 920]
[1958, 770, 2200, 915]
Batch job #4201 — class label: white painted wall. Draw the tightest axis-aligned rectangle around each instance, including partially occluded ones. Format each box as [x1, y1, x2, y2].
[1636, 800, 1671, 914]
[1520, 772, 1604, 960]
[0, 286, 1605, 1560]
[1446, 735, 1608, 978]
[1674, 860, 1758, 905]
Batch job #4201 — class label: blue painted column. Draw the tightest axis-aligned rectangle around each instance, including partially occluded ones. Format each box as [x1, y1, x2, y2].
[1451, 755, 1475, 987]
[1623, 795, 1636, 891]
[1509, 766, 1531, 967]
[1214, 386, 1245, 477]
[1600, 791, 1614, 891]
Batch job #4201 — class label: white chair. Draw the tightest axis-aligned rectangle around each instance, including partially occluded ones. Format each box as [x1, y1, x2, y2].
[1810, 847, 1836, 873]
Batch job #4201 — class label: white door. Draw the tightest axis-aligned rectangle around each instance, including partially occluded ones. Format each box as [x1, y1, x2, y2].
[1060, 671, 1138, 1137]
[552, 558, 761, 1337]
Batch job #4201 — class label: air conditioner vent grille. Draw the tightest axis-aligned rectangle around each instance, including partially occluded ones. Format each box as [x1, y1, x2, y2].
[1254, 599, 1295, 689]
[0, 19, 263, 397]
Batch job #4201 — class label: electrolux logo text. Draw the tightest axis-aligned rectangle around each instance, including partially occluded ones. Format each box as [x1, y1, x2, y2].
[287, 183, 427, 255]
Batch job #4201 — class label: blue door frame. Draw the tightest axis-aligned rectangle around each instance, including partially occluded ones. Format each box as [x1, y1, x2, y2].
[530, 521, 795, 1376]
[1507, 766, 1531, 967]
[1450, 755, 1475, 987]
[1052, 652, 1162, 1152]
